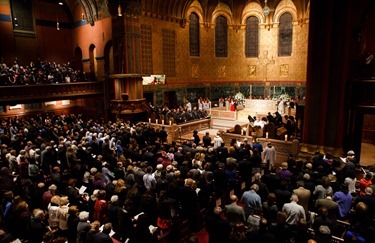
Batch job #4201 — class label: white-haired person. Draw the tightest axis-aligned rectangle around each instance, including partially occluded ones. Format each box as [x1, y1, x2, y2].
[29, 209, 50, 243]
[77, 211, 90, 243]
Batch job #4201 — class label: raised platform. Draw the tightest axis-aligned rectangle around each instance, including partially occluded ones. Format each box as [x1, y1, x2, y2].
[149, 118, 212, 143]
[211, 119, 248, 131]
[244, 99, 278, 115]
[211, 107, 237, 121]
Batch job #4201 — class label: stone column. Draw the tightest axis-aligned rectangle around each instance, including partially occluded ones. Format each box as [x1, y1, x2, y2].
[107, 0, 147, 121]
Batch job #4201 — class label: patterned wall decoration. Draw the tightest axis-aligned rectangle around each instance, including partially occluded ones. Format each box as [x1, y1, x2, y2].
[162, 28, 176, 77]
[141, 24, 153, 74]
[280, 64, 289, 77]
[248, 65, 256, 77]
[192, 64, 199, 78]
[218, 65, 226, 78]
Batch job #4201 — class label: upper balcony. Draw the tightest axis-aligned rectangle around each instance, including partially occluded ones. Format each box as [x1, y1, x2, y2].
[0, 82, 104, 105]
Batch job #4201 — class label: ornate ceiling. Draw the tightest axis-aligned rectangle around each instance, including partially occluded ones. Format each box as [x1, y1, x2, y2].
[59, 0, 310, 24]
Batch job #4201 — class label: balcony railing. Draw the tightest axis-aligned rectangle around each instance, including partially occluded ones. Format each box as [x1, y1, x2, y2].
[0, 82, 104, 105]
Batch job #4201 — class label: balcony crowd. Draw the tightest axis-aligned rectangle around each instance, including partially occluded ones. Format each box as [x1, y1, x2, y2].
[0, 59, 87, 86]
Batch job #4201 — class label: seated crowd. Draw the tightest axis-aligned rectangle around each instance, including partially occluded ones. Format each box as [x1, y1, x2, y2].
[0, 58, 87, 85]
[246, 111, 296, 141]
[0, 113, 374, 243]
[151, 104, 209, 124]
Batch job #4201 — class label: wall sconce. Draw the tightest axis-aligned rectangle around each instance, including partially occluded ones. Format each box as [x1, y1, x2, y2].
[57, 17, 60, 30]
[14, 17, 18, 27]
[118, 4, 122, 17]
[82, 13, 85, 21]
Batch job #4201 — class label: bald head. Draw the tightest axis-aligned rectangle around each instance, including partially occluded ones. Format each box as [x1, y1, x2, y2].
[290, 194, 299, 202]
[230, 195, 238, 203]
[214, 206, 222, 215]
[365, 187, 373, 195]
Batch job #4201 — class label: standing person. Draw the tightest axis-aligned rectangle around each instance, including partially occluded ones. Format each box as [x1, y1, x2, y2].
[241, 184, 262, 218]
[193, 130, 200, 145]
[57, 196, 70, 237]
[224, 195, 246, 224]
[185, 100, 192, 112]
[262, 142, 276, 172]
[230, 99, 236, 111]
[293, 180, 311, 217]
[77, 211, 91, 243]
[333, 183, 352, 220]
[282, 194, 306, 227]
[29, 209, 50, 243]
[278, 98, 285, 115]
[206, 207, 231, 243]
[359, 173, 373, 196]
[213, 131, 224, 149]
[252, 138, 263, 154]
[143, 166, 156, 191]
[202, 132, 212, 148]
[93, 190, 108, 223]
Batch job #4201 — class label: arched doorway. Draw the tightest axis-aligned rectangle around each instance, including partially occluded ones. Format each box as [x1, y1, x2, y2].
[104, 40, 114, 76]
[89, 44, 97, 81]
[74, 46, 83, 72]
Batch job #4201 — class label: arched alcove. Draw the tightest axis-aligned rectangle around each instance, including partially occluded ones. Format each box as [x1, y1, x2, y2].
[74, 46, 83, 73]
[104, 40, 114, 76]
[89, 44, 96, 80]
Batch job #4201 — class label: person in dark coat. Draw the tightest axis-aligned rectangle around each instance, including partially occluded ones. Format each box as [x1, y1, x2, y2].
[93, 222, 113, 243]
[206, 207, 231, 243]
[29, 209, 50, 243]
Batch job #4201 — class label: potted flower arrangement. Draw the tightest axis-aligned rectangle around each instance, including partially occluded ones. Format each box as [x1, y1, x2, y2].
[234, 92, 245, 110]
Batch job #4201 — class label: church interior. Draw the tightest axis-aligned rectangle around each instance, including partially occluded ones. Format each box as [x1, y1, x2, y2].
[0, 0, 375, 242]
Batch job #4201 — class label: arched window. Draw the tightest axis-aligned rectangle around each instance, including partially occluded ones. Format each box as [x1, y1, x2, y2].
[245, 16, 259, 58]
[278, 12, 293, 56]
[189, 13, 200, 57]
[215, 15, 228, 57]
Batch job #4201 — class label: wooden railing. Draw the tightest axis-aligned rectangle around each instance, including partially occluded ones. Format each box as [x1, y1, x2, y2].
[149, 118, 212, 143]
[0, 82, 104, 105]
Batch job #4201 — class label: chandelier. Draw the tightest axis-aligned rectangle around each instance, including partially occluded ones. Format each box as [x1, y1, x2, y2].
[263, 0, 274, 16]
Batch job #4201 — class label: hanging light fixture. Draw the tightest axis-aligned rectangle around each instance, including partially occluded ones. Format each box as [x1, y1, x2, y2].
[263, 0, 274, 17]
[118, 1, 122, 17]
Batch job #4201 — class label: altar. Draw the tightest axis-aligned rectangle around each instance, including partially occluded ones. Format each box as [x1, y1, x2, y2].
[244, 99, 278, 116]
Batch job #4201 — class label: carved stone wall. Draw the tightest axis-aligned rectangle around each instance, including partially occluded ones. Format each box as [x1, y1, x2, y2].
[139, 15, 308, 85]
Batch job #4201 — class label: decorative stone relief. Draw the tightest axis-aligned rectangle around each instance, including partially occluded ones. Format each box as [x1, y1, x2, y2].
[248, 65, 256, 76]
[192, 64, 199, 78]
[218, 65, 226, 78]
[280, 64, 289, 77]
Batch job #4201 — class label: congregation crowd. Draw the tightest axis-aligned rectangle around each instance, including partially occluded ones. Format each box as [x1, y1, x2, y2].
[0, 59, 87, 86]
[0, 113, 374, 243]
[151, 101, 210, 125]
